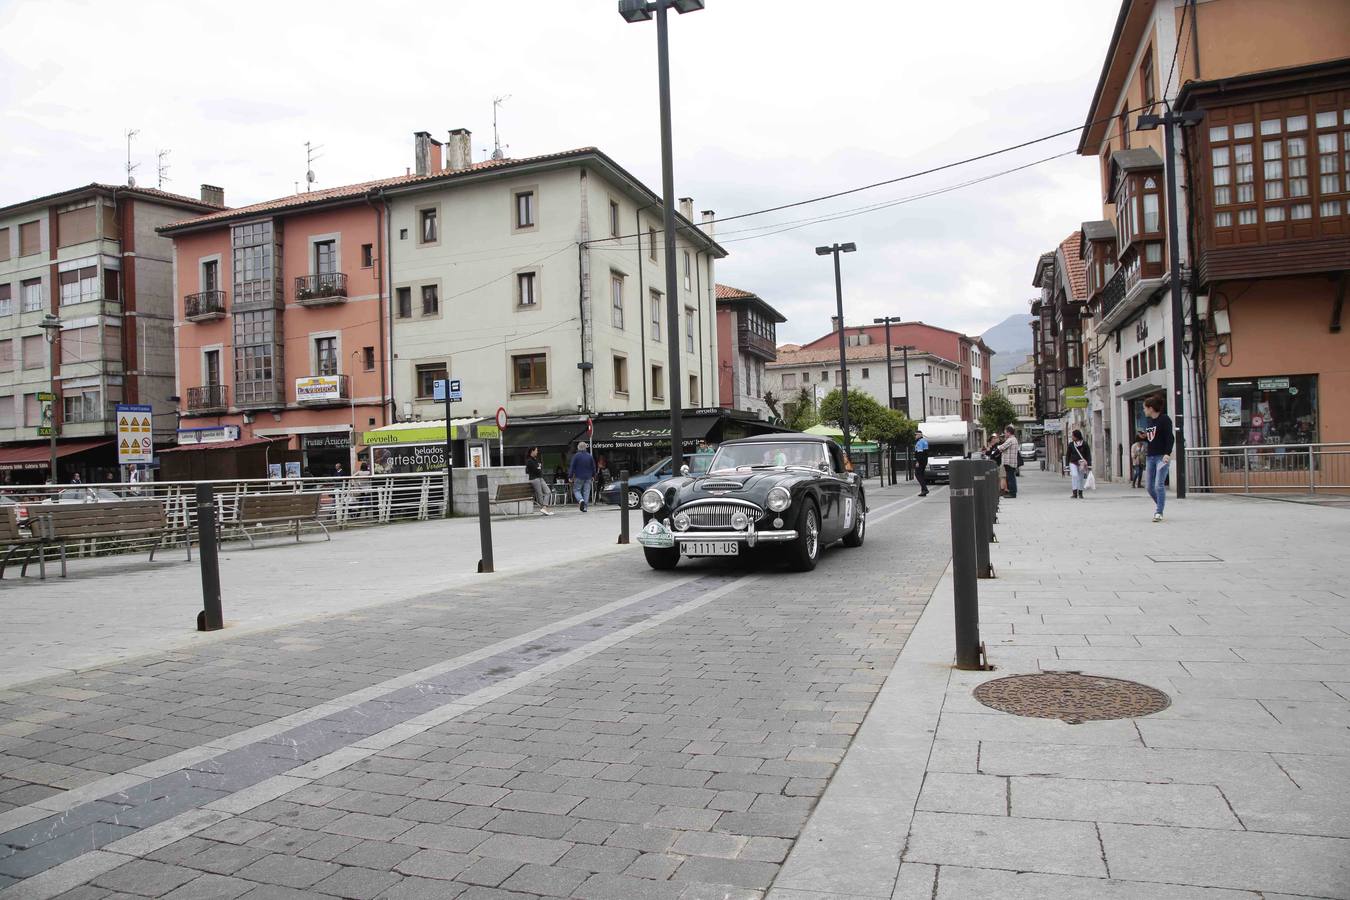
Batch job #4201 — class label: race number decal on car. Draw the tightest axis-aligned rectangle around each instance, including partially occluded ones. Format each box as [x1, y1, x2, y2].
[843, 497, 854, 530]
[638, 520, 674, 549]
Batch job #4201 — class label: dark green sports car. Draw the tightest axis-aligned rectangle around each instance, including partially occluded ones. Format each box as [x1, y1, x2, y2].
[636, 433, 866, 571]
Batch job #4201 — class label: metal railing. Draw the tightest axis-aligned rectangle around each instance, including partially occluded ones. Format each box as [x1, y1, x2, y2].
[1096, 265, 1126, 320]
[184, 290, 227, 319]
[1186, 443, 1350, 494]
[295, 273, 348, 304]
[186, 384, 228, 413]
[0, 472, 449, 563]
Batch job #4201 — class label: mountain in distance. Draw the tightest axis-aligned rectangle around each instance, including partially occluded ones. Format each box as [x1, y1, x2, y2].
[980, 313, 1035, 382]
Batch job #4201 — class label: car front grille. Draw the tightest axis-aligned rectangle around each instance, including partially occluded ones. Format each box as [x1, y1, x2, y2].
[680, 501, 764, 530]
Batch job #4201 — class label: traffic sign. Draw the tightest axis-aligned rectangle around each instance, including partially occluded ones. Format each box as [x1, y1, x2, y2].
[117, 404, 154, 464]
[433, 379, 463, 403]
[495, 407, 508, 430]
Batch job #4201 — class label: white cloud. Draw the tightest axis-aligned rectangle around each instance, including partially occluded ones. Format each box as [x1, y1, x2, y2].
[0, 0, 1120, 342]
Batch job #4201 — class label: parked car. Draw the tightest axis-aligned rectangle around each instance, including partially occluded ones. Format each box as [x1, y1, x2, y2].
[51, 488, 122, 504]
[0, 495, 29, 528]
[636, 434, 866, 572]
[600, 453, 714, 508]
[1020, 442, 1037, 462]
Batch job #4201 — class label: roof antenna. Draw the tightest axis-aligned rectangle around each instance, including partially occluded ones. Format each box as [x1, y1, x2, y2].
[125, 129, 140, 187]
[156, 149, 171, 189]
[305, 140, 323, 192]
[491, 95, 511, 160]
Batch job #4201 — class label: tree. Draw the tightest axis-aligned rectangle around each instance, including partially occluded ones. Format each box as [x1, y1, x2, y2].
[980, 390, 1019, 440]
[818, 389, 916, 446]
[786, 387, 819, 432]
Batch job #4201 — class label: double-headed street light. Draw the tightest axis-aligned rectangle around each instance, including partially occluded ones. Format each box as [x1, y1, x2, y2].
[619, 0, 703, 466]
[915, 371, 930, 421]
[872, 316, 903, 412]
[817, 242, 856, 457]
[39, 314, 62, 482]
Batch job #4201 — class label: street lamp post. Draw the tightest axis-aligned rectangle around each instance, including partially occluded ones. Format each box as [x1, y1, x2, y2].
[895, 345, 916, 419]
[915, 371, 930, 421]
[1137, 108, 1202, 499]
[619, 0, 703, 467]
[816, 242, 857, 457]
[40, 315, 62, 482]
[873, 316, 902, 412]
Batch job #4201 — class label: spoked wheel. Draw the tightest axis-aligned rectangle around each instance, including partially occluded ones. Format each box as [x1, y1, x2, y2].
[786, 502, 820, 572]
[843, 499, 866, 548]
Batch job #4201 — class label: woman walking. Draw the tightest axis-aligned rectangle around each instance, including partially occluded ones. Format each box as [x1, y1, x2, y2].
[1066, 429, 1091, 498]
[525, 447, 554, 516]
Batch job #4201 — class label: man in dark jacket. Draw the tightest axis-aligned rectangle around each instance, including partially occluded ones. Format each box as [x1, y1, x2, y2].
[568, 441, 597, 512]
[914, 432, 930, 497]
[1143, 392, 1175, 522]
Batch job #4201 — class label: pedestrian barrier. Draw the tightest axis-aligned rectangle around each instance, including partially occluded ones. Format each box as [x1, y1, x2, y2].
[972, 459, 995, 579]
[617, 471, 631, 545]
[948, 459, 990, 671]
[476, 474, 494, 574]
[1187, 442, 1350, 494]
[195, 483, 223, 632]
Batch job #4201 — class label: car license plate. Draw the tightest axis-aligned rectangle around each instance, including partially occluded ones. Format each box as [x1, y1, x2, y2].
[681, 541, 739, 557]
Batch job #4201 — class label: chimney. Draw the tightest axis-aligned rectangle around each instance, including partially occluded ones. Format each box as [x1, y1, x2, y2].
[199, 184, 224, 207]
[414, 131, 436, 176]
[831, 316, 842, 332]
[678, 197, 693, 220]
[445, 128, 473, 170]
[700, 209, 715, 238]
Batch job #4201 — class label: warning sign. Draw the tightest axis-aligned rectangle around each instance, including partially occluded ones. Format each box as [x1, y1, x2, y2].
[116, 404, 154, 464]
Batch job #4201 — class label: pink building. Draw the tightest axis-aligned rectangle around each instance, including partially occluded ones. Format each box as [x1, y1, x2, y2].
[160, 195, 389, 477]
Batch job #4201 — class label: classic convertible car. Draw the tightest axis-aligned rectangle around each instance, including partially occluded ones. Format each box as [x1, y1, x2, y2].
[636, 433, 866, 571]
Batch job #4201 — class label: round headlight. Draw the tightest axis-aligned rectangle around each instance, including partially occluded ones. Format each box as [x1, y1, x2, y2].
[730, 510, 749, 531]
[641, 489, 664, 514]
[767, 486, 792, 512]
[673, 512, 690, 531]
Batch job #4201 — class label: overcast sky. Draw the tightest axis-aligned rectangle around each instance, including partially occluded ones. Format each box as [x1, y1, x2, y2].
[1, 0, 1120, 344]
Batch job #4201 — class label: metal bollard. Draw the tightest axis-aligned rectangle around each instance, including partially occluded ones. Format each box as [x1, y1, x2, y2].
[948, 460, 985, 670]
[617, 470, 631, 545]
[476, 474, 494, 573]
[195, 483, 223, 632]
[972, 463, 993, 579]
[983, 460, 999, 536]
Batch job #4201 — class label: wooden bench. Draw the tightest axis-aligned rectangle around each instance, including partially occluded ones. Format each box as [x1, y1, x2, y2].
[231, 493, 330, 548]
[0, 506, 47, 580]
[493, 482, 536, 504]
[28, 499, 190, 579]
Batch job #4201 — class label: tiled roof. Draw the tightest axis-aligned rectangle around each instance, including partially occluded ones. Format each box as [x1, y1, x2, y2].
[715, 284, 755, 300]
[161, 148, 599, 232]
[777, 343, 802, 353]
[768, 343, 954, 369]
[1058, 231, 1088, 302]
[0, 182, 222, 218]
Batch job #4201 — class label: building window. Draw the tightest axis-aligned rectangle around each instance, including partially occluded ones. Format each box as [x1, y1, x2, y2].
[396, 287, 412, 318]
[25, 393, 43, 427]
[1218, 374, 1318, 448]
[515, 190, 535, 229]
[315, 336, 337, 376]
[1140, 47, 1155, 111]
[360, 244, 374, 268]
[683, 251, 691, 290]
[782, 373, 797, 389]
[419, 207, 438, 244]
[648, 227, 657, 261]
[512, 353, 547, 393]
[689, 374, 698, 402]
[0, 285, 9, 318]
[362, 346, 375, 371]
[0, 394, 12, 428]
[650, 290, 661, 341]
[517, 271, 537, 307]
[204, 349, 221, 387]
[21, 278, 42, 312]
[0, 340, 11, 372]
[610, 273, 624, 329]
[416, 362, 448, 399]
[684, 305, 695, 353]
[861, 367, 870, 380]
[314, 240, 337, 275]
[421, 284, 439, 316]
[58, 267, 99, 305]
[820, 370, 829, 382]
[651, 364, 664, 401]
[202, 259, 219, 293]
[609, 200, 620, 238]
[18, 221, 40, 257]
[613, 355, 628, 395]
[0, 228, 8, 262]
[63, 390, 101, 424]
[802, 371, 810, 381]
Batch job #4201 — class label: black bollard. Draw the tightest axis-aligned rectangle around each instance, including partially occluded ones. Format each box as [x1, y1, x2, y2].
[195, 483, 223, 632]
[972, 462, 993, 579]
[982, 460, 999, 541]
[476, 474, 494, 573]
[617, 470, 630, 545]
[948, 460, 984, 670]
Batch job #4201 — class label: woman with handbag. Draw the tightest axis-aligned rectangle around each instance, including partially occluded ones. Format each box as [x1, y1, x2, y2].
[1067, 429, 1092, 498]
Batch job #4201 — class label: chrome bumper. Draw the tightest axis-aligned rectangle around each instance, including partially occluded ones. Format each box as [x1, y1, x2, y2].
[672, 529, 798, 546]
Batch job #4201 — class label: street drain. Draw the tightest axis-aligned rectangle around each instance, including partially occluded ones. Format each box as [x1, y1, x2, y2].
[972, 672, 1170, 724]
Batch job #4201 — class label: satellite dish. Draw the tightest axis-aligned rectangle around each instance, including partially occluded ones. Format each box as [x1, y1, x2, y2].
[127, 175, 137, 188]
[306, 170, 316, 184]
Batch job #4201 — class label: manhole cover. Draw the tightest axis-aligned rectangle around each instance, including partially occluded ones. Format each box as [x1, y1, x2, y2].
[973, 672, 1170, 724]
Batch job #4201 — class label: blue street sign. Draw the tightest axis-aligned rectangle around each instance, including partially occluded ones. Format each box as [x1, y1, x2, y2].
[433, 379, 463, 403]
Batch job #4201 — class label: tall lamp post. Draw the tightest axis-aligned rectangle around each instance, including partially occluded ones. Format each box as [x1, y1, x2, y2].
[895, 345, 916, 419]
[1137, 108, 1202, 499]
[816, 242, 857, 457]
[619, 0, 703, 467]
[40, 315, 62, 482]
[915, 371, 930, 421]
[872, 316, 902, 412]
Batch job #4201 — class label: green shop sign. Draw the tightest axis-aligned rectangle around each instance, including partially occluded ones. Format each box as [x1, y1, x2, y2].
[361, 424, 462, 446]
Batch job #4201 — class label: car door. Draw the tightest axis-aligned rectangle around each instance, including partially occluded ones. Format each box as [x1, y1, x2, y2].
[819, 443, 851, 541]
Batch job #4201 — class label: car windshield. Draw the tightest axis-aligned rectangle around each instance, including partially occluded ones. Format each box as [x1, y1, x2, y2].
[928, 443, 965, 458]
[709, 441, 826, 472]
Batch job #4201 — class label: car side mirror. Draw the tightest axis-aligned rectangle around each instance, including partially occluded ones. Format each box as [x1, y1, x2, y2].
[818, 462, 831, 473]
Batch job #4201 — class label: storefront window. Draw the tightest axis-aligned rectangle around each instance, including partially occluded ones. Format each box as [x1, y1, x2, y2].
[1217, 375, 1318, 447]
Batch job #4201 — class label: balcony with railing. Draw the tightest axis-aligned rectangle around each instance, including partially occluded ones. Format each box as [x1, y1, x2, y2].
[737, 327, 777, 361]
[186, 384, 229, 414]
[184, 290, 227, 322]
[295, 373, 350, 407]
[295, 273, 349, 306]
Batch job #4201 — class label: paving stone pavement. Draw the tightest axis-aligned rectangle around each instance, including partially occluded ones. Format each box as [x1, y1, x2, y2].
[0, 481, 951, 898]
[769, 469, 1350, 900]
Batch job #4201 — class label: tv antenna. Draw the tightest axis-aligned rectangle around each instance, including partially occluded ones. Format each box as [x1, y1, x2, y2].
[304, 140, 323, 192]
[156, 149, 171, 188]
[125, 129, 140, 187]
[491, 95, 510, 160]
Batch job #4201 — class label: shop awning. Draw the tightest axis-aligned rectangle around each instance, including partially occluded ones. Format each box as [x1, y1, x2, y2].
[360, 418, 482, 447]
[502, 420, 589, 449]
[590, 414, 720, 451]
[0, 440, 111, 471]
[159, 437, 282, 454]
